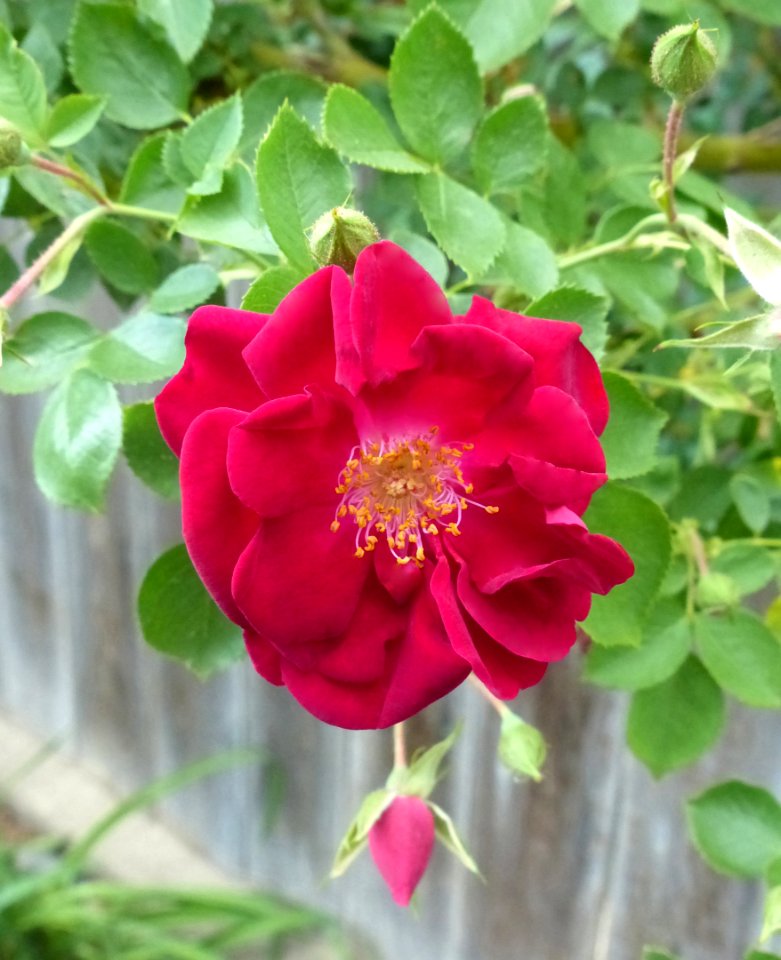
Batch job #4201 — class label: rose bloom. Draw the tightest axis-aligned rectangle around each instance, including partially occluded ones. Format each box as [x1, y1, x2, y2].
[155, 241, 633, 729]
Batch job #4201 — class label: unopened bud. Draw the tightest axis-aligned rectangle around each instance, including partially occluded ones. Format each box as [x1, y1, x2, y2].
[368, 795, 434, 906]
[0, 128, 25, 169]
[651, 21, 718, 102]
[309, 206, 380, 272]
[498, 710, 546, 782]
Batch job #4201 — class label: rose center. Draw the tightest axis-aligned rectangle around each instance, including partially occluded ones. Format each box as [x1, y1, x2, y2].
[330, 428, 497, 566]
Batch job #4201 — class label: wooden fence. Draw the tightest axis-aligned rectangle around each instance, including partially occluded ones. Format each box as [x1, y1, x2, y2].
[2, 290, 780, 960]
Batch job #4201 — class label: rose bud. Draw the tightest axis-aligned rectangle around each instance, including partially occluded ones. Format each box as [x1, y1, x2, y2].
[368, 795, 435, 906]
[651, 21, 718, 102]
[309, 206, 380, 272]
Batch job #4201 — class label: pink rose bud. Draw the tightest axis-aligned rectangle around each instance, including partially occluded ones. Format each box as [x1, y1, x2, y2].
[368, 795, 435, 906]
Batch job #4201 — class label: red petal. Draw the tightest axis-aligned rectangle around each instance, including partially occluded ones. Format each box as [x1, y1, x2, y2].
[231, 502, 369, 651]
[462, 297, 609, 434]
[369, 796, 435, 906]
[350, 241, 452, 387]
[227, 390, 357, 517]
[242, 266, 351, 398]
[180, 408, 260, 626]
[243, 629, 283, 686]
[156, 306, 267, 456]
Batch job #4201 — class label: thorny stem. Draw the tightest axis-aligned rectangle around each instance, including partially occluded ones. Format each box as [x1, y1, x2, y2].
[467, 673, 507, 717]
[0, 206, 107, 310]
[31, 155, 109, 207]
[392, 723, 407, 769]
[663, 100, 686, 224]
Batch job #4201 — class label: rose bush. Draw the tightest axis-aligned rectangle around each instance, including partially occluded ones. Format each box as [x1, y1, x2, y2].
[155, 241, 633, 729]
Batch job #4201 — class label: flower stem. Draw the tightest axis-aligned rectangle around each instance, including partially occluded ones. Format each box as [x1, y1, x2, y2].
[31, 154, 109, 207]
[663, 100, 685, 223]
[0, 206, 107, 310]
[392, 723, 407, 769]
[557, 214, 668, 269]
[467, 673, 507, 717]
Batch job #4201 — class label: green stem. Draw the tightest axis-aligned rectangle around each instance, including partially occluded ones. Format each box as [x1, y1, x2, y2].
[557, 214, 668, 269]
[467, 672, 508, 716]
[31, 154, 109, 206]
[392, 722, 407, 769]
[663, 100, 685, 224]
[109, 201, 176, 223]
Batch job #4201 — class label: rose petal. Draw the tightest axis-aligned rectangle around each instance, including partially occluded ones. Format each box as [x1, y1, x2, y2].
[231, 502, 369, 650]
[350, 241, 452, 387]
[369, 796, 435, 906]
[243, 266, 352, 398]
[180, 408, 261, 625]
[462, 297, 609, 434]
[373, 544, 424, 605]
[156, 306, 267, 456]
[243, 628, 283, 686]
[227, 389, 357, 517]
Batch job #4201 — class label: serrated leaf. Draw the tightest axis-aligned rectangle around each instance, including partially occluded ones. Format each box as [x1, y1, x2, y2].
[323, 85, 430, 174]
[390, 229, 449, 288]
[544, 138, 587, 247]
[576, 0, 640, 38]
[22, 20, 62, 96]
[484, 221, 558, 300]
[711, 544, 776, 597]
[687, 780, 781, 877]
[627, 655, 725, 777]
[178, 165, 277, 255]
[429, 802, 481, 876]
[180, 96, 243, 195]
[0, 21, 47, 143]
[330, 789, 394, 879]
[85, 219, 159, 295]
[718, 0, 781, 26]
[600, 372, 667, 480]
[0, 312, 99, 394]
[14, 165, 93, 219]
[33, 369, 122, 510]
[583, 484, 672, 647]
[416, 172, 504, 278]
[410, 0, 556, 72]
[725, 207, 781, 306]
[123, 401, 180, 500]
[387, 723, 461, 798]
[526, 286, 609, 360]
[695, 609, 781, 708]
[120, 133, 186, 215]
[88, 312, 185, 384]
[69, 4, 191, 130]
[240, 70, 327, 155]
[472, 96, 548, 194]
[46, 94, 105, 148]
[389, 6, 482, 167]
[241, 265, 302, 313]
[585, 597, 690, 691]
[138, 544, 244, 678]
[148, 263, 220, 314]
[731, 473, 771, 534]
[138, 0, 213, 62]
[660, 312, 781, 351]
[256, 104, 351, 270]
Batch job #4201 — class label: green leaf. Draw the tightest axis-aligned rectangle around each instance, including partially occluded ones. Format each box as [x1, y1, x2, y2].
[46, 94, 105, 148]
[761, 886, 781, 943]
[642, 950, 680, 960]
[69, 4, 191, 130]
[711, 544, 776, 597]
[256, 105, 351, 271]
[38, 231, 84, 296]
[85, 219, 159, 295]
[498, 711, 546, 782]
[627, 655, 725, 777]
[33, 369, 122, 510]
[22, 20, 62, 96]
[178, 165, 277, 255]
[411, 0, 556, 72]
[323, 85, 430, 174]
[122, 401, 179, 500]
[14, 165, 92, 219]
[725, 207, 781, 306]
[525, 286, 609, 360]
[0, 21, 47, 143]
[390, 229, 449, 288]
[388, 723, 461, 798]
[148, 263, 220, 314]
[583, 484, 672, 647]
[138, 0, 213, 62]
[600, 372, 667, 480]
[695, 609, 781, 709]
[472, 96, 548, 194]
[138, 543, 244, 678]
[429, 802, 481, 875]
[88, 313, 185, 384]
[717, 0, 781, 26]
[389, 6, 482, 167]
[240, 70, 327, 154]
[416, 172, 505, 278]
[593, 252, 678, 332]
[771, 351, 781, 425]
[687, 780, 781, 877]
[180, 95, 243, 195]
[119, 133, 186, 215]
[731, 473, 771, 533]
[330, 789, 394, 879]
[543, 138, 587, 247]
[585, 597, 690, 691]
[486, 221, 558, 299]
[241, 265, 302, 313]
[0, 311, 99, 394]
[576, 0, 640, 39]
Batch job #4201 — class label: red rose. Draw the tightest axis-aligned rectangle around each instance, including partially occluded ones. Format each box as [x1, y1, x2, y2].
[155, 241, 632, 729]
[369, 796, 435, 906]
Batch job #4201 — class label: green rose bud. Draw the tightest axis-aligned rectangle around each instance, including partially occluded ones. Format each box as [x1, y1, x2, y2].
[309, 206, 380, 272]
[0, 128, 25, 169]
[498, 710, 546, 782]
[651, 21, 718, 102]
[695, 571, 740, 611]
